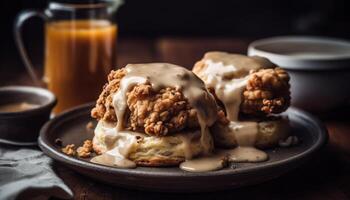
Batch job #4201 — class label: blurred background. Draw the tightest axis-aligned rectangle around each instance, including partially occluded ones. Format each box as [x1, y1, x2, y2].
[1, 0, 349, 85]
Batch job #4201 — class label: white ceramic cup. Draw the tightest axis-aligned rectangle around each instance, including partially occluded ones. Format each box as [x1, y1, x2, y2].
[248, 36, 350, 113]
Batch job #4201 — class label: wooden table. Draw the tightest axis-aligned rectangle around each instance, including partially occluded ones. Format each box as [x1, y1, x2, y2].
[3, 38, 350, 200]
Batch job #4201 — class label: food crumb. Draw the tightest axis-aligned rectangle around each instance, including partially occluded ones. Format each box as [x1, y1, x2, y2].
[62, 144, 76, 156]
[77, 140, 93, 158]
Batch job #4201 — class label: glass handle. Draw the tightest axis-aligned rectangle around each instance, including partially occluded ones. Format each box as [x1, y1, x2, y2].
[14, 10, 48, 87]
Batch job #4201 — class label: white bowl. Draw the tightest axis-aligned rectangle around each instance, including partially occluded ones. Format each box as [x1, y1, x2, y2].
[248, 36, 350, 113]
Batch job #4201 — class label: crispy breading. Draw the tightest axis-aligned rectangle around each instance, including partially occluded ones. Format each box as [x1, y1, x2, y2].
[91, 69, 126, 122]
[77, 140, 93, 158]
[193, 60, 290, 116]
[241, 67, 290, 115]
[61, 144, 76, 156]
[91, 69, 208, 136]
[126, 84, 199, 136]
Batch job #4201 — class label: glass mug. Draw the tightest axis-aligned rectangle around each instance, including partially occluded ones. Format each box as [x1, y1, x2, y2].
[15, 1, 117, 113]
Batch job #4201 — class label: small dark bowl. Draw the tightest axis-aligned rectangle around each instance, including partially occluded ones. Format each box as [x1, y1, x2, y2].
[0, 86, 56, 146]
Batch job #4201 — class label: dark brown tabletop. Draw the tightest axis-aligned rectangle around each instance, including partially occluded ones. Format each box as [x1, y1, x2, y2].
[2, 37, 350, 200]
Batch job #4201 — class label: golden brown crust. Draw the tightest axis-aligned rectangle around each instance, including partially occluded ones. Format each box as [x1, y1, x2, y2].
[77, 140, 93, 158]
[125, 85, 199, 136]
[61, 144, 76, 156]
[241, 67, 290, 115]
[91, 68, 221, 137]
[91, 69, 127, 122]
[90, 66, 218, 167]
[193, 59, 290, 117]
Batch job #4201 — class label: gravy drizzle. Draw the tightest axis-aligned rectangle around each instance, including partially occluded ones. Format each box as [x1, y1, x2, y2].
[90, 121, 142, 168]
[92, 55, 276, 171]
[93, 63, 218, 168]
[181, 52, 274, 172]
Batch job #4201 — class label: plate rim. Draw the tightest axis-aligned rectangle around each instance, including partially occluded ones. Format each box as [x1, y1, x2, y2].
[38, 103, 328, 178]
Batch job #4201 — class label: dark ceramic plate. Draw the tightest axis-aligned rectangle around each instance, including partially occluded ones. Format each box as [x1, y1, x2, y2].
[38, 103, 327, 192]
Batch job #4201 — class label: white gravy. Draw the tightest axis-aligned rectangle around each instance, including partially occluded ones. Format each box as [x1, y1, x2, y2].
[90, 152, 136, 168]
[91, 121, 143, 168]
[195, 52, 274, 121]
[180, 154, 227, 172]
[227, 121, 268, 162]
[183, 52, 273, 171]
[93, 63, 218, 168]
[178, 133, 198, 159]
[227, 147, 268, 162]
[92, 56, 274, 171]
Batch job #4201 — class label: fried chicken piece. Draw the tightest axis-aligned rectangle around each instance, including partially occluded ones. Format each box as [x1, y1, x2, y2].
[241, 67, 290, 115]
[193, 56, 290, 116]
[126, 84, 199, 136]
[91, 69, 202, 137]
